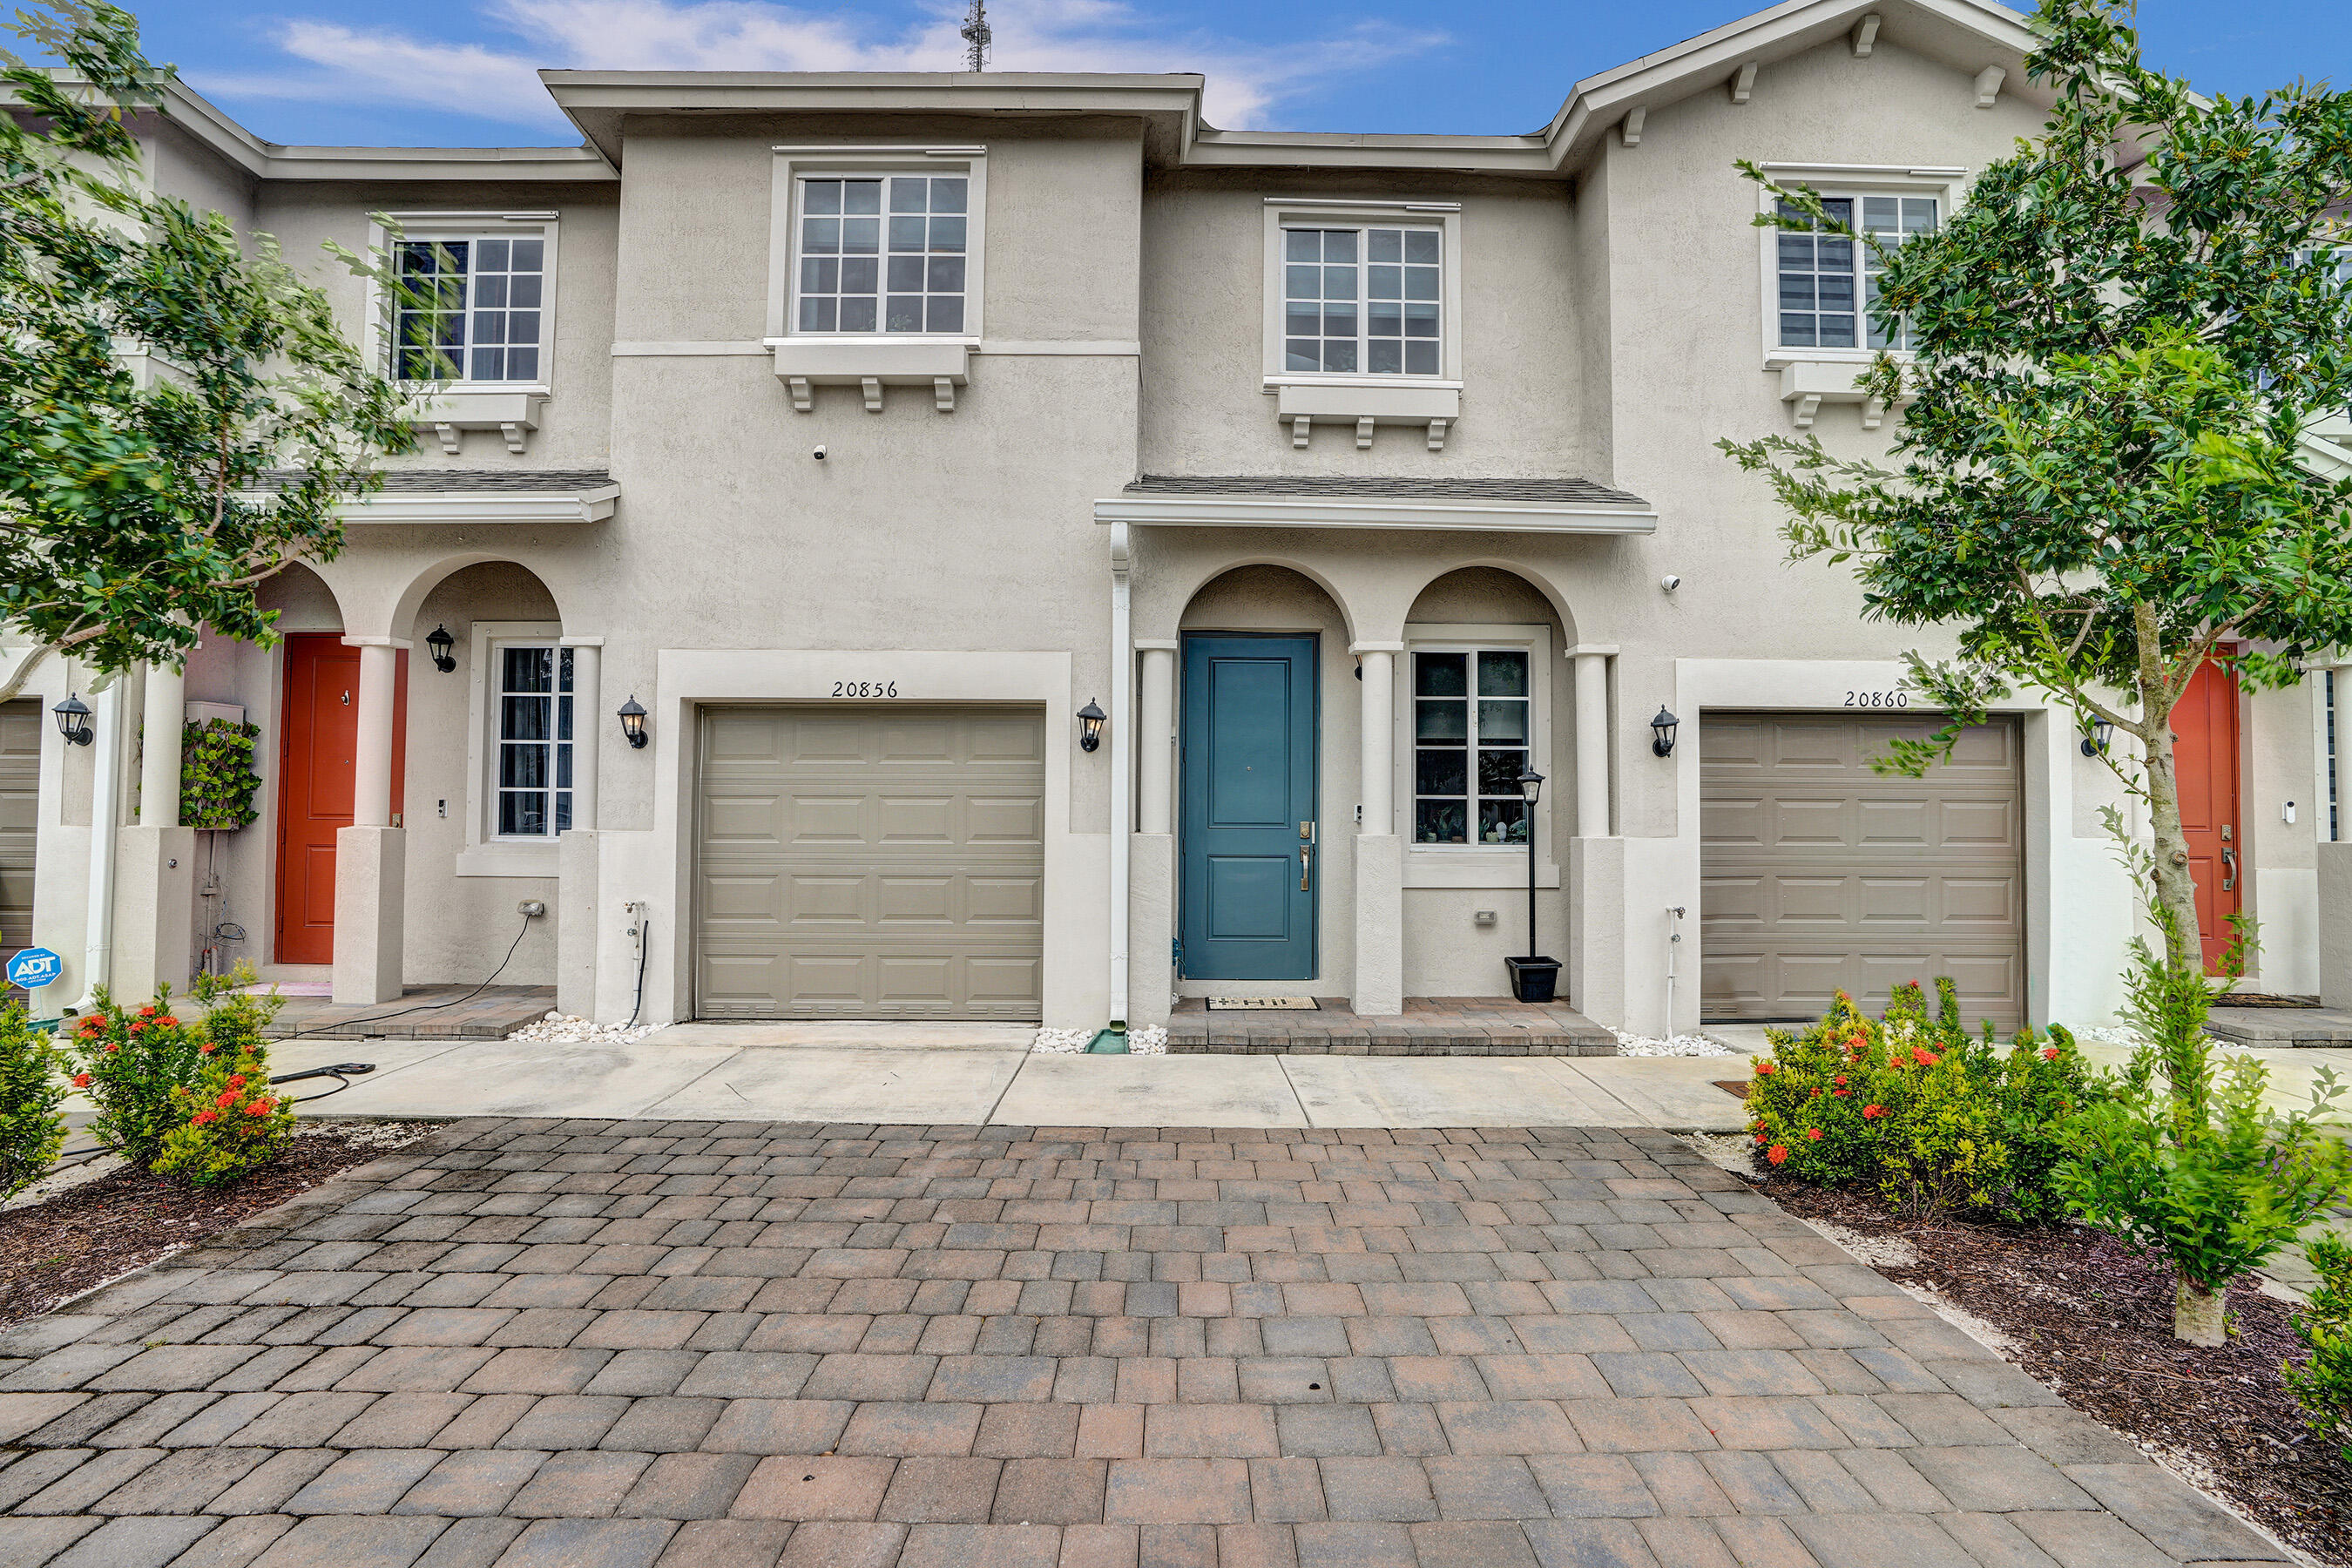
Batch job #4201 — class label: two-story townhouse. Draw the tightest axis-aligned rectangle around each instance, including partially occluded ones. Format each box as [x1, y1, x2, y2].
[5, 0, 2340, 1043]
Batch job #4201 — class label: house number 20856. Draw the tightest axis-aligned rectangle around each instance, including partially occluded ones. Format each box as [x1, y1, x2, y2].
[832, 681, 898, 698]
[1844, 690, 1908, 707]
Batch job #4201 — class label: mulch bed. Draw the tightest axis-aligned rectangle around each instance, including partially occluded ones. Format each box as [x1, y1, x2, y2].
[1755, 1172, 2352, 1564]
[0, 1124, 430, 1330]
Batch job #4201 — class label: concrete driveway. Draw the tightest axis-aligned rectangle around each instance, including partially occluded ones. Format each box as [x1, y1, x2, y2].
[0, 1118, 2286, 1568]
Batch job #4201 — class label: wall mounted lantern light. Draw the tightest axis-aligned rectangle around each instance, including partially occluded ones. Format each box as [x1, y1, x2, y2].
[1077, 700, 1106, 754]
[425, 625, 456, 673]
[1650, 706, 1680, 758]
[53, 692, 92, 747]
[2081, 716, 2113, 758]
[618, 696, 649, 750]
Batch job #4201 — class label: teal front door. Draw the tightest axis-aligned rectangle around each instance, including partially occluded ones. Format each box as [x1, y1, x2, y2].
[1180, 633, 1319, 980]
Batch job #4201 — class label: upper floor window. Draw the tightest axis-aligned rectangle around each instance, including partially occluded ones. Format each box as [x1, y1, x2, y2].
[1283, 224, 1443, 375]
[391, 233, 548, 384]
[795, 175, 969, 335]
[1776, 194, 1936, 351]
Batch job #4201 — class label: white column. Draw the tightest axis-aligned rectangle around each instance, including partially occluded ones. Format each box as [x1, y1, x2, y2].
[139, 659, 184, 826]
[1137, 643, 1176, 835]
[335, 636, 408, 1004]
[1571, 645, 1616, 839]
[562, 638, 603, 832]
[1351, 641, 1405, 1017]
[351, 639, 401, 829]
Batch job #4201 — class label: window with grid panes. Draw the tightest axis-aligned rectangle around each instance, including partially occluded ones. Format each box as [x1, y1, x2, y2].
[1414, 650, 1531, 844]
[1283, 225, 1442, 375]
[796, 175, 968, 335]
[1775, 195, 1936, 350]
[494, 645, 572, 839]
[391, 236, 545, 382]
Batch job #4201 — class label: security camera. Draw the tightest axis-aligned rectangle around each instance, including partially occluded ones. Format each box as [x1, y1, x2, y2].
[812, 445, 828, 461]
[1659, 574, 1682, 592]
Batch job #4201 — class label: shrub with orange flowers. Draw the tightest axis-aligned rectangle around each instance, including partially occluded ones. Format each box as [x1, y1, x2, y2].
[1743, 977, 2103, 1220]
[153, 982, 293, 1188]
[67, 983, 206, 1169]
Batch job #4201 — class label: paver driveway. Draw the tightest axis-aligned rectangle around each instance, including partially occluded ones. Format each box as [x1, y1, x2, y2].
[0, 1119, 2286, 1568]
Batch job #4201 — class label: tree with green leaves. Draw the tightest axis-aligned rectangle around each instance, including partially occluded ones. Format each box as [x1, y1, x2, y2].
[1721, 0, 2352, 974]
[0, 0, 415, 695]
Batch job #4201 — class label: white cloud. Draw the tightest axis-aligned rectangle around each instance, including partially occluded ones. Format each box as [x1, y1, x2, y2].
[198, 0, 1442, 134]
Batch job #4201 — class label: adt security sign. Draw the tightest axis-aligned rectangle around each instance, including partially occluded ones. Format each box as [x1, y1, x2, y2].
[5, 947, 62, 991]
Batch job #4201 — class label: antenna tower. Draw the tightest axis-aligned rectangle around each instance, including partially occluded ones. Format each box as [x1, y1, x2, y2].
[960, 0, 991, 71]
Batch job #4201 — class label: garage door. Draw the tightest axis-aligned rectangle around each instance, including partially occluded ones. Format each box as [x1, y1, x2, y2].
[694, 705, 1045, 1020]
[1701, 712, 2024, 1029]
[0, 701, 35, 995]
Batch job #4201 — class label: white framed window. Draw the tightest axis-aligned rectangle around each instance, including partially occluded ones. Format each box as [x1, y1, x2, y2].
[490, 642, 574, 840]
[1754, 166, 1960, 368]
[375, 214, 558, 388]
[1395, 624, 1556, 888]
[1774, 193, 1936, 351]
[767, 147, 987, 342]
[1260, 200, 1462, 389]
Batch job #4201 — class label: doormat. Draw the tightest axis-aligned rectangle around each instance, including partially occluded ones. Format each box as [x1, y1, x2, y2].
[1206, 997, 1319, 1011]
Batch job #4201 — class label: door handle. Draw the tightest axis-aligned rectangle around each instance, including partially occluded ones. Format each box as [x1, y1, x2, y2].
[1299, 820, 1315, 892]
[2220, 846, 2236, 890]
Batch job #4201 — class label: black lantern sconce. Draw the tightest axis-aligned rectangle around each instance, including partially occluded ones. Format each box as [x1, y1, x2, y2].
[1650, 706, 1680, 758]
[1517, 767, 1544, 808]
[53, 692, 92, 747]
[1077, 700, 1106, 754]
[618, 696, 649, 750]
[2081, 716, 2113, 758]
[425, 625, 456, 673]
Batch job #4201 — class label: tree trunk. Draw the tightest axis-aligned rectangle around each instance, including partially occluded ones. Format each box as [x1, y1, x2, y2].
[2132, 602, 2203, 971]
[2175, 1269, 2227, 1346]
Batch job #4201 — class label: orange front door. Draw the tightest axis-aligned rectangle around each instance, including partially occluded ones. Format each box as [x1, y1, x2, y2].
[2173, 658, 2243, 974]
[275, 636, 406, 965]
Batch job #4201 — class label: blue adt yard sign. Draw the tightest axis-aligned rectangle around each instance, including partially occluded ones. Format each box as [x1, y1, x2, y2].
[6, 946, 62, 990]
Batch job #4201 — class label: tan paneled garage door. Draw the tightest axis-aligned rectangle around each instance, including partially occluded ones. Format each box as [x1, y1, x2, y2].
[1701, 712, 2024, 1030]
[694, 705, 1045, 1020]
[0, 701, 37, 993]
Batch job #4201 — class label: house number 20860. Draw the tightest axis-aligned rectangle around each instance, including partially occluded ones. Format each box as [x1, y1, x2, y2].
[1844, 690, 1908, 707]
[832, 680, 898, 698]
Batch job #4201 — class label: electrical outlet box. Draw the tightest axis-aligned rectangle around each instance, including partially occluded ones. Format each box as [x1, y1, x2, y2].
[1474, 909, 1497, 927]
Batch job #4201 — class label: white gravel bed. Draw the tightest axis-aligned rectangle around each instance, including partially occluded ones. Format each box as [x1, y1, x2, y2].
[507, 1010, 663, 1047]
[1610, 1028, 1735, 1058]
[1032, 1025, 1169, 1055]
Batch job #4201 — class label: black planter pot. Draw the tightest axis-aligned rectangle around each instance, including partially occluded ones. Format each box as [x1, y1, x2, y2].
[1506, 956, 1561, 1004]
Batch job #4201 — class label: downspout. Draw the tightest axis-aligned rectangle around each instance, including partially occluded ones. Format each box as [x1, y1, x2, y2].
[1108, 521, 1132, 1029]
[76, 678, 125, 1008]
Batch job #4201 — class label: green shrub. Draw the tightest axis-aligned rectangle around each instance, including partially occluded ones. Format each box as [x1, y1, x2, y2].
[1745, 978, 2102, 1222]
[152, 989, 292, 1187]
[0, 1002, 67, 1198]
[68, 985, 205, 1169]
[179, 717, 261, 830]
[2054, 906, 2352, 1344]
[2286, 1231, 2352, 1461]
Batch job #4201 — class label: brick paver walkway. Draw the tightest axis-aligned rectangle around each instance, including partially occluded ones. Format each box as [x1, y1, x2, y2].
[0, 1121, 2286, 1567]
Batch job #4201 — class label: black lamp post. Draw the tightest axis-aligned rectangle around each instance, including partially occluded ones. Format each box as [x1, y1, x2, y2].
[1077, 700, 1106, 753]
[425, 625, 456, 673]
[618, 696, 648, 750]
[1504, 767, 1560, 1004]
[53, 693, 92, 747]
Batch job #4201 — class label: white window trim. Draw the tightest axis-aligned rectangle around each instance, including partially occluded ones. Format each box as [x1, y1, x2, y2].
[1261, 201, 1463, 389]
[1756, 168, 1962, 371]
[365, 212, 561, 395]
[1396, 623, 1558, 889]
[765, 145, 989, 344]
[456, 620, 564, 879]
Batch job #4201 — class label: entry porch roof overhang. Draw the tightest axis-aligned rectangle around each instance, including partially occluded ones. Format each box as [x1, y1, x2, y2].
[1095, 475, 1657, 534]
[249, 469, 620, 524]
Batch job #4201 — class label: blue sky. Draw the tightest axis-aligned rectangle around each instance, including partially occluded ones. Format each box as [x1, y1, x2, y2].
[118, 0, 2349, 148]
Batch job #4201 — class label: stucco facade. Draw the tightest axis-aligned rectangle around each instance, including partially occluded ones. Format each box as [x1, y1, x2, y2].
[7, 0, 2342, 1037]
